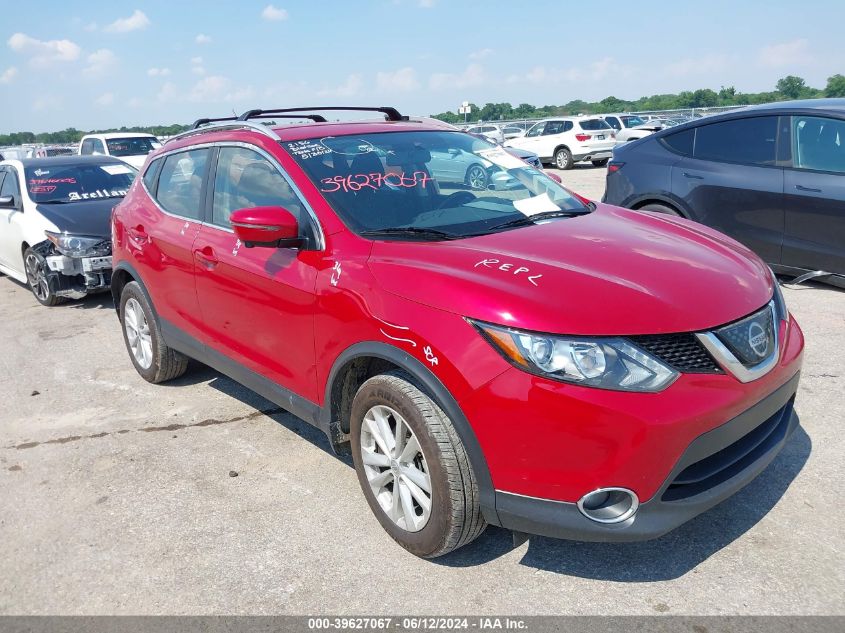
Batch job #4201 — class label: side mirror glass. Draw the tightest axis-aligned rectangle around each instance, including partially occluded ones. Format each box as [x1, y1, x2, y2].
[0, 195, 16, 208]
[230, 206, 301, 249]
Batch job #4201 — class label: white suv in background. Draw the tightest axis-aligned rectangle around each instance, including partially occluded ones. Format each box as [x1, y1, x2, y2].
[504, 117, 615, 169]
[78, 132, 161, 169]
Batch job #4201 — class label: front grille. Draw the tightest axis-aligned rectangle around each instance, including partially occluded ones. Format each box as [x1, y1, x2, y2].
[628, 333, 721, 373]
[662, 397, 794, 502]
[714, 304, 775, 367]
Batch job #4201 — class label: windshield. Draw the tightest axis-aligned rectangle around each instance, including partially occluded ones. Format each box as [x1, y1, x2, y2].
[25, 162, 137, 203]
[105, 137, 159, 157]
[283, 131, 589, 239]
[621, 116, 646, 128]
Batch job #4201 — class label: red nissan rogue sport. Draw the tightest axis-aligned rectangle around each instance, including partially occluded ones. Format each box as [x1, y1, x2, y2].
[111, 106, 804, 558]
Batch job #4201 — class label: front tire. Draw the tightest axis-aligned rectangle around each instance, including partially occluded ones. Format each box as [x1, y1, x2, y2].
[554, 147, 573, 170]
[24, 247, 63, 307]
[119, 281, 189, 383]
[350, 371, 486, 558]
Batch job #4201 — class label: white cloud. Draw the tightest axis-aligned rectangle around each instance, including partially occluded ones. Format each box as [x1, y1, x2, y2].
[376, 67, 419, 92]
[7, 33, 81, 67]
[318, 73, 363, 97]
[0, 67, 18, 84]
[105, 9, 150, 33]
[147, 67, 171, 77]
[261, 5, 289, 21]
[429, 63, 484, 91]
[666, 54, 730, 77]
[84, 22, 98, 32]
[127, 97, 143, 108]
[156, 75, 254, 104]
[83, 49, 117, 77]
[419, 0, 436, 7]
[507, 57, 621, 85]
[469, 48, 493, 60]
[190, 56, 203, 65]
[195, 33, 212, 44]
[95, 92, 114, 106]
[758, 39, 813, 68]
[190, 56, 205, 75]
[34, 94, 63, 112]
[157, 82, 179, 103]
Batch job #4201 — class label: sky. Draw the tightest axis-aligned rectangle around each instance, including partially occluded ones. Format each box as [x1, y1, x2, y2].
[2, 0, 844, 133]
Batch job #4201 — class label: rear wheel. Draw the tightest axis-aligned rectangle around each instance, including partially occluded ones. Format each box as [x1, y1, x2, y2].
[120, 281, 189, 383]
[465, 164, 488, 190]
[350, 371, 486, 558]
[640, 202, 682, 217]
[24, 248, 63, 307]
[592, 158, 609, 167]
[554, 147, 573, 170]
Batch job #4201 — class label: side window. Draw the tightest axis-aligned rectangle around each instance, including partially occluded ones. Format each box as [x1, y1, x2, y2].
[93, 139, 106, 155]
[543, 121, 563, 135]
[525, 123, 545, 138]
[563, 121, 574, 133]
[792, 115, 845, 173]
[0, 167, 20, 205]
[606, 117, 621, 130]
[154, 148, 210, 219]
[694, 117, 778, 166]
[211, 146, 303, 228]
[0, 168, 7, 194]
[143, 157, 162, 195]
[80, 139, 93, 155]
[662, 128, 695, 156]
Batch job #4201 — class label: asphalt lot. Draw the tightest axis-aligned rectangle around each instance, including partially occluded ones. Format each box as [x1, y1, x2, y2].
[1, 165, 844, 615]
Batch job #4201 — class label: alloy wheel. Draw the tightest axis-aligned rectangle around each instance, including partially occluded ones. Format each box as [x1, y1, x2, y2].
[124, 297, 153, 370]
[25, 253, 50, 302]
[467, 166, 487, 190]
[360, 405, 432, 532]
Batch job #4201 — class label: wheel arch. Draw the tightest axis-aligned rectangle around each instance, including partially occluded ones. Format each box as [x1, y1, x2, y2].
[322, 341, 498, 521]
[629, 194, 691, 219]
[110, 262, 157, 321]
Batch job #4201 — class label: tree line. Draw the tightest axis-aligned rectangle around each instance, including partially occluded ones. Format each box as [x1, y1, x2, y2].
[430, 74, 845, 124]
[2, 74, 845, 145]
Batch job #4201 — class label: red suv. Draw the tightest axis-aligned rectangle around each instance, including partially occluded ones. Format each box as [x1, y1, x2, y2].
[111, 107, 804, 558]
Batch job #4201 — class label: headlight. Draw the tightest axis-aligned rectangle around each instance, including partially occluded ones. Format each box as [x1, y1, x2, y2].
[45, 231, 111, 257]
[471, 320, 679, 392]
[771, 268, 788, 322]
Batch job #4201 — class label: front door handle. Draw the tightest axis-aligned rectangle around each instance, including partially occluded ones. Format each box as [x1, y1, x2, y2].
[795, 184, 822, 193]
[194, 245, 219, 269]
[683, 172, 704, 180]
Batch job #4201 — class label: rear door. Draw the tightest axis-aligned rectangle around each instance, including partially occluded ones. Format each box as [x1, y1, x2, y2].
[137, 148, 210, 339]
[782, 114, 845, 274]
[192, 144, 321, 402]
[670, 115, 786, 264]
[0, 166, 25, 273]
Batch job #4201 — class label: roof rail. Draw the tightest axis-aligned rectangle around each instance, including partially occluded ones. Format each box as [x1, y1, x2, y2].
[165, 120, 282, 145]
[238, 106, 407, 122]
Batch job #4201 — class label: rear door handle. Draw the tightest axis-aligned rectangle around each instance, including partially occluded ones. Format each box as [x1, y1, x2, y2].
[683, 172, 704, 180]
[193, 245, 219, 269]
[795, 184, 822, 193]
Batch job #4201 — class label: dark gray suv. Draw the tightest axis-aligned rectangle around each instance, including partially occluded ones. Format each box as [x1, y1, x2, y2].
[604, 99, 845, 287]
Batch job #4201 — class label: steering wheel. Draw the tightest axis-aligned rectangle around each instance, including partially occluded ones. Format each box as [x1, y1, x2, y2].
[436, 190, 476, 210]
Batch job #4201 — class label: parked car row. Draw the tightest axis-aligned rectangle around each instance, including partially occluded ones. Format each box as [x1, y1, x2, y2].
[1, 105, 806, 561]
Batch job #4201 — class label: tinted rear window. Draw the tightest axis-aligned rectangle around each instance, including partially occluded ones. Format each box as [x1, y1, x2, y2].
[662, 128, 695, 156]
[579, 119, 612, 131]
[693, 117, 778, 166]
[106, 137, 160, 157]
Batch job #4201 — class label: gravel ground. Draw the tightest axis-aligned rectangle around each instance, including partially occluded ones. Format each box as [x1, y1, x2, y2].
[1, 166, 843, 615]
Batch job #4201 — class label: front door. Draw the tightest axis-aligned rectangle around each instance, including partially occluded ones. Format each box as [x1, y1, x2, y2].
[0, 166, 26, 274]
[192, 145, 321, 402]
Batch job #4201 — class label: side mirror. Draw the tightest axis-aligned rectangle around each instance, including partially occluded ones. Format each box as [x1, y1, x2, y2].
[0, 195, 16, 208]
[546, 173, 563, 184]
[230, 206, 302, 249]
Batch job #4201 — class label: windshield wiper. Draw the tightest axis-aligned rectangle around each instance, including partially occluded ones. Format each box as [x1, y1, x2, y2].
[39, 199, 73, 204]
[360, 227, 462, 241]
[486, 209, 588, 232]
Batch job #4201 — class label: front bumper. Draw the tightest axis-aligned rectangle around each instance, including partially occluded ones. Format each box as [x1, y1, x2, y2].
[45, 254, 112, 298]
[493, 372, 800, 541]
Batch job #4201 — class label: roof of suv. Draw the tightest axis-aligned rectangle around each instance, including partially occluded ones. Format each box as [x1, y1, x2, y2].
[82, 132, 158, 140]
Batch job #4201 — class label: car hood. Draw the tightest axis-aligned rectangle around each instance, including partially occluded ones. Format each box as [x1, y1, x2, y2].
[367, 204, 774, 335]
[35, 199, 118, 238]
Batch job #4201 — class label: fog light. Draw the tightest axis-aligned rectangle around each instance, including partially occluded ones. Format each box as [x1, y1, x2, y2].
[577, 487, 639, 524]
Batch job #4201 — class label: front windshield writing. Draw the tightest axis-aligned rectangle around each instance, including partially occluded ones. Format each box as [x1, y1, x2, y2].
[283, 130, 588, 239]
[26, 163, 137, 203]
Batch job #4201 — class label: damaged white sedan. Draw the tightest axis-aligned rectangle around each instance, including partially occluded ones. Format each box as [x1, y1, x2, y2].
[0, 155, 136, 306]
